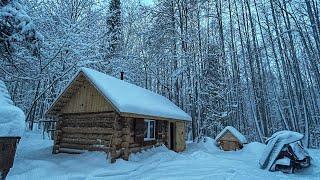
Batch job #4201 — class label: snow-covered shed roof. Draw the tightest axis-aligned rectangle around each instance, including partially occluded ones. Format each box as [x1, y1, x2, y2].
[47, 68, 192, 122]
[259, 131, 304, 170]
[0, 80, 25, 137]
[215, 126, 247, 144]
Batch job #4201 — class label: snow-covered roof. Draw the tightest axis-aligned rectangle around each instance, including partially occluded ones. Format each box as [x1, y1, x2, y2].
[215, 126, 247, 144]
[0, 80, 25, 137]
[47, 68, 192, 122]
[259, 131, 304, 170]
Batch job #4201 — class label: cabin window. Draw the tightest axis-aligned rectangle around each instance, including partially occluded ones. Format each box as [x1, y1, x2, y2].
[144, 120, 155, 141]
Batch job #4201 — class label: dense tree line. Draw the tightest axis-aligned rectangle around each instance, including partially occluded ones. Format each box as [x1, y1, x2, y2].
[1, 0, 319, 147]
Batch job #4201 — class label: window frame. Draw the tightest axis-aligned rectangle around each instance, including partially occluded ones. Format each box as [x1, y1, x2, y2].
[144, 119, 156, 141]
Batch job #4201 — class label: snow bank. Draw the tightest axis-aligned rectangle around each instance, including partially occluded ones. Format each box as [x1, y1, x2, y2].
[215, 126, 247, 144]
[0, 81, 25, 137]
[7, 133, 320, 179]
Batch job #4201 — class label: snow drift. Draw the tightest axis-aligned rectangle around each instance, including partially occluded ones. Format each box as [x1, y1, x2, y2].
[7, 133, 320, 179]
[0, 80, 25, 137]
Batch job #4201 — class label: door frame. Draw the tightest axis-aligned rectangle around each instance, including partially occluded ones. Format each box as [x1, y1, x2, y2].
[169, 122, 175, 150]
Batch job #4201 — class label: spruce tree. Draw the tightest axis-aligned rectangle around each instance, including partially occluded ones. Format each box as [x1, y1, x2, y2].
[107, 0, 122, 56]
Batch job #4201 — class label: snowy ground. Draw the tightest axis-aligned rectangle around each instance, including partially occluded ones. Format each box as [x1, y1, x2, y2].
[7, 131, 320, 180]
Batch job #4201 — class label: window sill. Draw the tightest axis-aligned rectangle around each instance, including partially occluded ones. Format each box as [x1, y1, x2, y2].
[144, 138, 156, 141]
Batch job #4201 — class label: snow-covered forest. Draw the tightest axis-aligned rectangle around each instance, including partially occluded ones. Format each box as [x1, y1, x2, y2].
[1, 0, 320, 148]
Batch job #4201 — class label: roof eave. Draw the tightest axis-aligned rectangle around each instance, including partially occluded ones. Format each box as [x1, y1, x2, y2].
[120, 111, 191, 122]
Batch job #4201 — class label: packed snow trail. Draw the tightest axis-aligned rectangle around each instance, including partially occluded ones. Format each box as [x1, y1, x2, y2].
[8, 132, 320, 180]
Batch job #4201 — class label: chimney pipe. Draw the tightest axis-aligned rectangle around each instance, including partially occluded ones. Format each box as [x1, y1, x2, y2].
[120, 71, 124, 80]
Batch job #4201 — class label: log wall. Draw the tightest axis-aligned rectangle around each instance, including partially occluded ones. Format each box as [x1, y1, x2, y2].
[218, 131, 243, 151]
[128, 119, 169, 154]
[53, 111, 116, 153]
[219, 141, 242, 151]
[53, 112, 182, 162]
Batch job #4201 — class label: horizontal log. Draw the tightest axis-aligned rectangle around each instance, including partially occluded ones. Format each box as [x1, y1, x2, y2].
[64, 117, 114, 121]
[63, 117, 114, 123]
[62, 122, 114, 128]
[129, 143, 141, 148]
[62, 112, 115, 119]
[62, 127, 113, 134]
[61, 138, 110, 145]
[59, 143, 109, 152]
[58, 148, 86, 154]
[62, 133, 112, 140]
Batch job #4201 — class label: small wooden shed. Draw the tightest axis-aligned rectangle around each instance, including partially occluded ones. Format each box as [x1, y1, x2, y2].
[46, 68, 191, 162]
[215, 126, 247, 151]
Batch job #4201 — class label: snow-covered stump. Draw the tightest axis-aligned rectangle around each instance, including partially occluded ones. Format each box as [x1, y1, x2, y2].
[0, 137, 20, 180]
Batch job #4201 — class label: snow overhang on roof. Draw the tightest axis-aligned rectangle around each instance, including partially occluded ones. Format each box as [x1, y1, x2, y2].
[46, 67, 192, 122]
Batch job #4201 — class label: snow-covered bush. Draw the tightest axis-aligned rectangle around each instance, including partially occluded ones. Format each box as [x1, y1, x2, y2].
[0, 80, 25, 137]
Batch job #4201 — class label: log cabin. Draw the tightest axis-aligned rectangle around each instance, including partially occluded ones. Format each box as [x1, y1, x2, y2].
[45, 68, 191, 162]
[215, 126, 247, 151]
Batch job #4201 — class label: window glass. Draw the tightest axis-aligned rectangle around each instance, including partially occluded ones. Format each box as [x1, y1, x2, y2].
[150, 121, 155, 138]
[144, 120, 156, 140]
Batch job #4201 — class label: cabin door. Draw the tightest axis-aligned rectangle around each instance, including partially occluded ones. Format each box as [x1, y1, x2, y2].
[168, 122, 186, 152]
[174, 121, 185, 152]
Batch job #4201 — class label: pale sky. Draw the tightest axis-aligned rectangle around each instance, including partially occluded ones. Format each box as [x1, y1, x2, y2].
[141, 0, 154, 6]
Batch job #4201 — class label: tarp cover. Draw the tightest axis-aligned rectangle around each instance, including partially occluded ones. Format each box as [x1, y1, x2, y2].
[259, 131, 304, 170]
